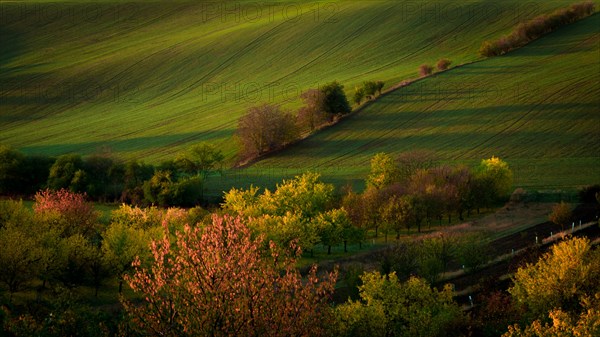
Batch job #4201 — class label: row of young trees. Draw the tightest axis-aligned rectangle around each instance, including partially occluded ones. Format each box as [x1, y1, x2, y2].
[479, 1, 595, 57]
[0, 190, 209, 302]
[2, 175, 598, 335]
[342, 151, 513, 239]
[0, 143, 224, 206]
[352, 80, 385, 105]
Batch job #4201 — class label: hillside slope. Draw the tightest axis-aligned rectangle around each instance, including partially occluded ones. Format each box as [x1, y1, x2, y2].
[0, 0, 587, 162]
[227, 12, 600, 193]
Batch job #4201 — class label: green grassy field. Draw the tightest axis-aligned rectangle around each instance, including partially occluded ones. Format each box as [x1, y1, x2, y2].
[1, 1, 598, 196]
[208, 11, 600, 195]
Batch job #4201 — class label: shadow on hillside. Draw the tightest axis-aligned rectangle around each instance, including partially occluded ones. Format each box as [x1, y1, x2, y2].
[19, 129, 233, 156]
[358, 102, 597, 124]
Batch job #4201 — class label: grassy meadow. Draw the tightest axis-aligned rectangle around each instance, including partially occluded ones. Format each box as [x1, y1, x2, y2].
[209, 12, 600, 195]
[0, 0, 598, 196]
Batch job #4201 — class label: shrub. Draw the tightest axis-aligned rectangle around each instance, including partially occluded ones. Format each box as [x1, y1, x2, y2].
[353, 87, 365, 105]
[436, 58, 452, 71]
[419, 64, 433, 77]
[375, 80, 385, 95]
[548, 201, 572, 229]
[363, 81, 378, 99]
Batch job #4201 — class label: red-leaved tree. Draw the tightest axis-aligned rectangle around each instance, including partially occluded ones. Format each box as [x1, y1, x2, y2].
[123, 214, 338, 336]
[33, 188, 98, 238]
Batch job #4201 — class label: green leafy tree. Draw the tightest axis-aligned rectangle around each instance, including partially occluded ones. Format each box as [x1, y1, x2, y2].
[84, 154, 115, 201]
[456, 232, 491, 272]
[47, 154, 85, 191]
[266, 172, 334, 217]
[222, 173, 340, 254]
[102, 221, 150, 293]
[335, 272, 465, 337]
[353, 87, 365, 105]
[380, 195, 406, 241]
[0, 145, 25, 195]
[122, 160, 154, 204]
[21, 154, 54, 195]
[175, 142, 224, 179]
[222, 185, 262, 216]
[0, 225, 42, 300]
[379, 241, 420, 280]
[313, 208, 358, 254]
[366, 152, 399, 190]
[55, 234, 96, 288]
[143, 170, 175, 206]
[363, 81, 378, 99]
[419, 234, 458, 284]
[476, 156, 513, 203]
[361, 187, 385, 237]
[0, 199, 31, 229]
[320, 81, 351, 115]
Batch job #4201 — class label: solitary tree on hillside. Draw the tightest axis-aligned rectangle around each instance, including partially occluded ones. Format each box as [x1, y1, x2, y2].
[237, 103, 298, 159]
[320, 81, 351, 116]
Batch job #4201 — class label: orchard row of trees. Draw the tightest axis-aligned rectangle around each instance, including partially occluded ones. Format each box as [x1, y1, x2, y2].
[0, 190, 210, 301]
[222, 172, 362, 255]
[2, 170, 599, 335]
[479, 1, 595, 57]
[342, 151, 513, 239]
[0, 143, 224, 206]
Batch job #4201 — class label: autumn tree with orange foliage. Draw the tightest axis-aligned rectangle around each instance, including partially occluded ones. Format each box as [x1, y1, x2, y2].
[123, 214, 338, 336]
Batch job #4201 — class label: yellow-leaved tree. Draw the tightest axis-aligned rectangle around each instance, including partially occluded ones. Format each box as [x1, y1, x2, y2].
[506, 236, 600, 335]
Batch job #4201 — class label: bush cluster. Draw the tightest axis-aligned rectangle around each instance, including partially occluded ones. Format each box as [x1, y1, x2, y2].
[0, 143, 223, 206]
[480, 1, 595, 57]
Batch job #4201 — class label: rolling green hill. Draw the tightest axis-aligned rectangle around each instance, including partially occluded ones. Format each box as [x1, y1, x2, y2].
[1, 1, 598, 195]
[1, 1, 590, 158]
[231, 11, 600, 194]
